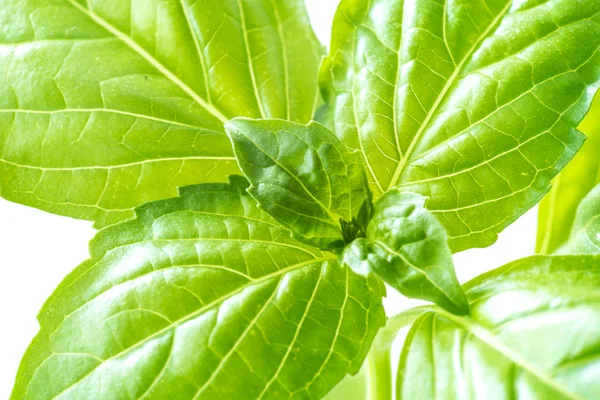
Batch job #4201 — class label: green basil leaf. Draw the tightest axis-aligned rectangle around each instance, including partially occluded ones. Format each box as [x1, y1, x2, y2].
[538, 97, 600, 254]
[0, 0, 323, 227]
[226, 118, 371, 251]
[397, 255, 600, 400]
[11, 177, 385, 400]
[558, 183, 600, 254]
[343, 190, 468, 315]
[321, 0, 600, 251]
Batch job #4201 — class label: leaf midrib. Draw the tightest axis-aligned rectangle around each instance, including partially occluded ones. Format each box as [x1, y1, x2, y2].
[387, 0, 513, 190]
[373, 240, 458, 307]
[64, 0, 229, 124]
[177, 0, 212, 105]
[238, 130, 341, 227]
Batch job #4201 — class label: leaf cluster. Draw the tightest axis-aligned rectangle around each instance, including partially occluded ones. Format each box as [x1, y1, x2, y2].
[2, 0, 600, 399]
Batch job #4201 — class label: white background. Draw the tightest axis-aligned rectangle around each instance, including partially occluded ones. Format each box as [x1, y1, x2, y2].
[0, 1, 538, 398]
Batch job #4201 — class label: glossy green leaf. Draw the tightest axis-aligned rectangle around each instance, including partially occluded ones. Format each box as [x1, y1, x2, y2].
[12, 177, 385, 400]
[321, 0, 600, 251]
[398, 255, 600, 399]
[343, 189, 468, 315]
[558, 183, 600, 254]
[0, 0, 323, 227]
[538, 96, 600, 254]
[226, 118, 370, 251]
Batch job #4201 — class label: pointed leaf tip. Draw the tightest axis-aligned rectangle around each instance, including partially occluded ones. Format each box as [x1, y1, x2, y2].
[343, 190, 469, 315]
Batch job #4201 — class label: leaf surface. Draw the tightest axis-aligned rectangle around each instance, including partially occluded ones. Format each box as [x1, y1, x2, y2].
[538, 96, 600, 253]
[11, 177, 385, 400]
[227, 118, 370, 250]
[557, 183, 600, 254]
[343, 190, 468, 314]
[0, 0, 323, 227]
[321, 0, 600, 251]
[397, 255, 600, 400]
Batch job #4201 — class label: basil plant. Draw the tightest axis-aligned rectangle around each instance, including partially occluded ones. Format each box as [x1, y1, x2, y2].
[3, 0, 600, 399]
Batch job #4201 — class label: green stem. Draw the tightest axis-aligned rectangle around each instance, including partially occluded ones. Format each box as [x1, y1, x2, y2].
[367, 348, 392, 400]
[366, 308, 433, 400]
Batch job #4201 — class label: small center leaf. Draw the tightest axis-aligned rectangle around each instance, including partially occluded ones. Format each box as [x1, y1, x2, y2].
[226, 118, 371, 251]
[343, 189, 469, 315]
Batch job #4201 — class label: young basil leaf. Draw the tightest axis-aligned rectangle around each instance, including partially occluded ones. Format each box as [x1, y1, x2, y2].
[398, 255, 600, 400]
[226, 118, 371, 251]
[11, 177, 385, 400]
[0, 0, 324, 228]
[538, 97, 600, 254]
[343, 190, 468, 315]
[558, 183, 600, 254]
[321, 0, 600, 252]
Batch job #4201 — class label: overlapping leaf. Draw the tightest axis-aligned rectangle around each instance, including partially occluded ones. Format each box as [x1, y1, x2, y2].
[557, 183, 600, 254]
[343, 190, 468, 315]
[538, 96, 600, 254]
[321, 0, 600, 251]
[11, 177, 385, 399]
[227, 118, 370, 250]
[0, 0, 323, 227]
[398, 255, 600, 399]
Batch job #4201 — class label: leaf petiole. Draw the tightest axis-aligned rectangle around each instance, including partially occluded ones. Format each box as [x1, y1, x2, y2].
[366, 347, 392, 400]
